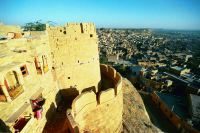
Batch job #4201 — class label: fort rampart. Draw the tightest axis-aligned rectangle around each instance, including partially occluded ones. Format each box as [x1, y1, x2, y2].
[151, 92, 200, 133]
[67, 64, 123, 133]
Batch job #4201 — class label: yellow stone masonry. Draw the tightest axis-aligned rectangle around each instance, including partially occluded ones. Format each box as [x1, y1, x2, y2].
[70, 64, 123, 133]
[0, 29, 59, 133]
[0, 22, 123, 133]
[47, 23, 101, 95]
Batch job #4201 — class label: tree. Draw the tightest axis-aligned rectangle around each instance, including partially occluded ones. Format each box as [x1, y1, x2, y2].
[23, 20, 46, 31]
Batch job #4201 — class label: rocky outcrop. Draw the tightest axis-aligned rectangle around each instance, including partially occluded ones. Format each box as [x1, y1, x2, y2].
[122, 78, 160, 133]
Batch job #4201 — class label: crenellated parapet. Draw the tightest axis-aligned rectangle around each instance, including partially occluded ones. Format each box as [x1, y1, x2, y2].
[100, 64, 122, 95]
[0, 22, 123, 133]
[47, 22, 97, 39]
[68, 64, 123, 133]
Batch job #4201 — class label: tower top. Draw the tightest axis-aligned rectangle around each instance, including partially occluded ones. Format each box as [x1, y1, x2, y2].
[47, 22, 96, 35]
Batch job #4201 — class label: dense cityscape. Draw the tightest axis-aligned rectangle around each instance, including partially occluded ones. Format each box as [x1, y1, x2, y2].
[98, 28, 200, 131]
[1, 0, 200, 132]
[0, 23, 199, 133]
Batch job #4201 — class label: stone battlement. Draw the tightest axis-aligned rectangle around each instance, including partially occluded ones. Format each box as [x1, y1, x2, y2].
[100, 64, 122, 95]
[69, 64, 123, 133]
[0, 22, 123, 133]
[47, 22, 96, 37]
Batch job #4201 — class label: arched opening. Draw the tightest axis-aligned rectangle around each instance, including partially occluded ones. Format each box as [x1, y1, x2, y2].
[5, 71, 19, 89]
[34, 57, 42, 74]
[4, 71, 23, 99]
[35, 55, 49, 74]
[0, 86, 6, 102]
[42, 55, 49, 73]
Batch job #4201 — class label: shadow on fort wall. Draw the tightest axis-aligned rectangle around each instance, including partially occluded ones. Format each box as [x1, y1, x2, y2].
[42, 87, 79, 133]
[139, 93, 178, 133]
[100, 74, 115, 91]
[59, 87, 79, 109]
[45, 103, 56, 122]
[0, 119, 11, 133]
[81, 86, 96, 94]
[44, 87, 79, 120]
[42, 77, 113, 133]
[44, 85, 97, 123]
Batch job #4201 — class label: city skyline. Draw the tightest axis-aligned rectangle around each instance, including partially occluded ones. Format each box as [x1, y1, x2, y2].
[1, 0, 200, 30]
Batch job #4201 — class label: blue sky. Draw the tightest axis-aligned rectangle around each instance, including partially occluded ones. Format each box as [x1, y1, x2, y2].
[0, 0, 200, 30]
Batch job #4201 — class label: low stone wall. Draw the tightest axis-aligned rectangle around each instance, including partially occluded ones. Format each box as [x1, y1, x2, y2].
[71, 91, 97, 118]
[151, 92, 200, 133]
[69, 64, 123, 133]
[100, 64, 122, 95]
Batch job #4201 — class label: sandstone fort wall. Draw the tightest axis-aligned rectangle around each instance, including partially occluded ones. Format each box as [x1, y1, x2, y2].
[47, 23, 101, 94]
[151, 92, 200, 133]
[70, 64, 123, 133]
[0, 23, 123, 133]
[0, 36, 60, 133]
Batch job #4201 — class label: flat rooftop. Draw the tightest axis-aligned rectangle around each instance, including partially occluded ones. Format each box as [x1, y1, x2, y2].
[171, 66, 183, 71]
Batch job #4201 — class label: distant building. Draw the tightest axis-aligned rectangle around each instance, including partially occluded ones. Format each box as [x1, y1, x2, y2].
[185, 55, 193, 62]
[165, 80, 173, 87]
[107, 54, 119, 63]
[170, 66, 190, 76]
[150, 69, 158, 75]
[130, 65, 145, 76]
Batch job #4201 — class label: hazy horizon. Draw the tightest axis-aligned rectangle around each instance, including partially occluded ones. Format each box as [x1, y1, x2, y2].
[1, 0, 200, 30]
